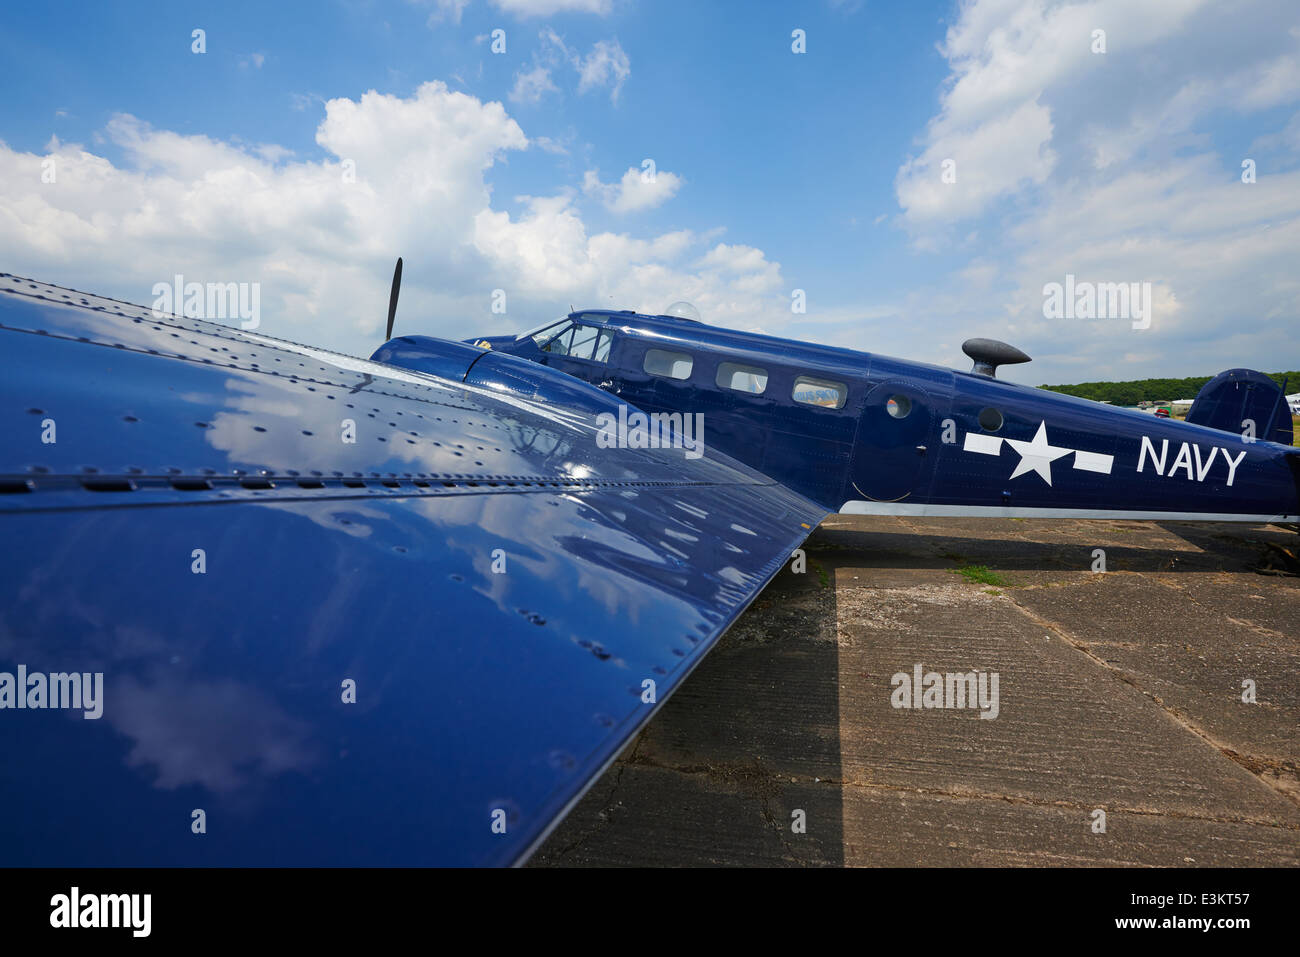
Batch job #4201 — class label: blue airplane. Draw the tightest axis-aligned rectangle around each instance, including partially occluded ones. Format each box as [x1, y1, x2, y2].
[0, 269, 1294, 870]
[388, 308, 1298, 525]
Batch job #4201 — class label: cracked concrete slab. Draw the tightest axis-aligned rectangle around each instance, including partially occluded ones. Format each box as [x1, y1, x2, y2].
[532, 516, 1300, 867]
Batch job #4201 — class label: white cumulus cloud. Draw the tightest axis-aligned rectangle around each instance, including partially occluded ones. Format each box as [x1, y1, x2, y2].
[582, 165, 683, 213]
[0, 81, 787, 356]
[880, 0, 1300, 383]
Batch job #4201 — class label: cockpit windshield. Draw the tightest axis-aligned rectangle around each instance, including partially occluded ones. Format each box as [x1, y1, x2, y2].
[531, 320, 574, 353]
[515, 316, 571, 343]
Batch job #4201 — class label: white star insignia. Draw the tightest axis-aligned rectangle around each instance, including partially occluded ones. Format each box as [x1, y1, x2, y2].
[1004, 421, 1072, 485]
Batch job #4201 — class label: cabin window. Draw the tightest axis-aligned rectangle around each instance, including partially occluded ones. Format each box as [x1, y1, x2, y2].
[792, 375, 847, 409]
[644, 348, 694, 380]
[716, 362, 769, 394]
[978, 407, 1003, 431]
[886, 395, 912, 419]
[594, 331, 613, 362]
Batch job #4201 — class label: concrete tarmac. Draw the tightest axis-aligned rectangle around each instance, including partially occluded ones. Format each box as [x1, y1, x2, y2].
[533, 517, 1300, 866]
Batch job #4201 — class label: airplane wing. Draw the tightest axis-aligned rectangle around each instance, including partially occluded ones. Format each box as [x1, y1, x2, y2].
[0, 275, 825, 867]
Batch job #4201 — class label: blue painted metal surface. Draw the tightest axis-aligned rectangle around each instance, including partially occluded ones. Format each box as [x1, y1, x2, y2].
[0, 276, 825, 866]
[461, 310, 1300, 522]
[1186, 368, 1294, 446]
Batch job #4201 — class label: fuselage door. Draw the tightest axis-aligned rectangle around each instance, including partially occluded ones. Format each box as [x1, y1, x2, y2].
[850, 379, 937, 503]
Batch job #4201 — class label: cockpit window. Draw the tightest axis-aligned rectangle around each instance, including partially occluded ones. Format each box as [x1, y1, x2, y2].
[537, 322, 575, 355]
[519, 316, 570, 342]
[568, 324, 601, 360]
[537, 322, 612, 362]
[792, 376, 847, 409]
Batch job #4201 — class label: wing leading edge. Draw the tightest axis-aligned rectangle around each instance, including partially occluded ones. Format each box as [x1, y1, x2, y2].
[0, 275, 825, 866]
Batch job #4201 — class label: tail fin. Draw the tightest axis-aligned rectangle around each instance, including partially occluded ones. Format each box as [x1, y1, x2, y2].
[1186, 369, 1292, 445]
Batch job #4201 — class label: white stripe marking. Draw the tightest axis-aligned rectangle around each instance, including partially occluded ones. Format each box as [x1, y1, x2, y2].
[963, 433, 1003, 455]
[1072, 450, 1114, 474]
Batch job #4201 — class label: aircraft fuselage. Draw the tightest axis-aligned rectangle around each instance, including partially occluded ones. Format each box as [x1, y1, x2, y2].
[449, 310, 1300, 523]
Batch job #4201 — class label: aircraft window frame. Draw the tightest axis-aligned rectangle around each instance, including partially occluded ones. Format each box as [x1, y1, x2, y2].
[537, 323, 575, 355]
[792, 375, 848, 410]
[716, 361, 769, 395]
[644, 348, 694, 381]
[519, 316, 570, 342]
[568, 324, 601, 361]
[594, 331, 613, 363]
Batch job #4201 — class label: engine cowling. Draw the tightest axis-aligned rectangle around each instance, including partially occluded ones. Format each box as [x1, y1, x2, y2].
[369, 335, 488, 382]
[370, 334, 623, 418]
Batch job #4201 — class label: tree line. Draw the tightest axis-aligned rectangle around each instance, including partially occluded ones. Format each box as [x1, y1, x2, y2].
[1038, 372, 1300, 407]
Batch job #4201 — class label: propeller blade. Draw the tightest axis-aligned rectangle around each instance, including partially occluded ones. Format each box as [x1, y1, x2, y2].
[385, 257, 403, 341]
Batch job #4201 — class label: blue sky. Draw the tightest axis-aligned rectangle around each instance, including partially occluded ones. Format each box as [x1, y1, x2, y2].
[1, 0, 1298, 384]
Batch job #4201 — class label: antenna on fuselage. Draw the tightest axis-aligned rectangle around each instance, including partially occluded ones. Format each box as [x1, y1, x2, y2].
[384, 257, 403, 341]
[962, 338, 1030, 378]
